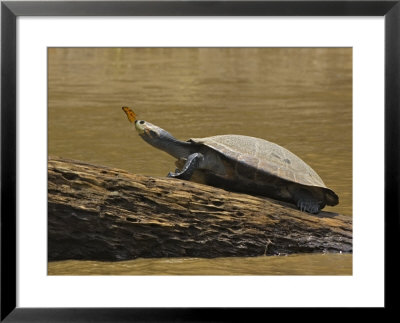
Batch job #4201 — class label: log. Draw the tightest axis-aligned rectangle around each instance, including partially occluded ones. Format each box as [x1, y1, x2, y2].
[48, 157, 352, 261]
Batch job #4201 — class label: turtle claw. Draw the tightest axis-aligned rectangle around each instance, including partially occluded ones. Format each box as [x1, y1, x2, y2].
[167, 169, 182, 178]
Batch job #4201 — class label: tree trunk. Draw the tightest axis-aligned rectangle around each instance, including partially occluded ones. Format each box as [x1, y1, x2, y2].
[48, 157, 352, 261]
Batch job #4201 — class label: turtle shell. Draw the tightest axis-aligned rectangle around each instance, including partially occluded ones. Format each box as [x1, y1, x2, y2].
[189, 135, 327, 189]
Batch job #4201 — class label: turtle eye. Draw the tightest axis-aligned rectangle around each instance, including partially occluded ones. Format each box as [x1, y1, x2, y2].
[139, 120, 145, 125]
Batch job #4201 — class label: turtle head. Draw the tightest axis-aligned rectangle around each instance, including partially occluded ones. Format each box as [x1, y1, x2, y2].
[134, 120, 191, 159]
[134, 119, 166, 139]
[121, 107, 192, 158]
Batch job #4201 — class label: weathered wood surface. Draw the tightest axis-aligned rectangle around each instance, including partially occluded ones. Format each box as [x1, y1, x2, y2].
[48, 157, 352, 261]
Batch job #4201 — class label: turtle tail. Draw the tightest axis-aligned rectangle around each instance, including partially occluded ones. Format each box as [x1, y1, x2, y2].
[325, 188, 339, 206]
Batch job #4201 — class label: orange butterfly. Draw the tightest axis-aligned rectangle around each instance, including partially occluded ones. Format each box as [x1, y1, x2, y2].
[122, 107, 137, 123]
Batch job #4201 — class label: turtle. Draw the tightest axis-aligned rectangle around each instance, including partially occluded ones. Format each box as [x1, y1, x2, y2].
[122, 107, 338, 214]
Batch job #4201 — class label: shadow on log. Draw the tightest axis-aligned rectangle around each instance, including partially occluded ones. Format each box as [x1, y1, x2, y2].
[48, 156, 352, 261]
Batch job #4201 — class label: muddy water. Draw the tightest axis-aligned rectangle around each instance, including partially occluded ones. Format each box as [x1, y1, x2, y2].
[48, 254, 352, 276]
[48, 48, 352, 275]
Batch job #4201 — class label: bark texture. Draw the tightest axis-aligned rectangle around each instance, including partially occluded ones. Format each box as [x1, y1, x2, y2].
[48, 157, 352, 261]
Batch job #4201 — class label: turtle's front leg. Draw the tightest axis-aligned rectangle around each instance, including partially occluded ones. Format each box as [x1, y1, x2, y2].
[167, 153, 204, 180]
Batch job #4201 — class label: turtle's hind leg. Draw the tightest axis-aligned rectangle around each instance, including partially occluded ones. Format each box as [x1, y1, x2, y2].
[167, 153, 204, 180]
[293, 188, 325, 214]
[296, 199, 322, 214]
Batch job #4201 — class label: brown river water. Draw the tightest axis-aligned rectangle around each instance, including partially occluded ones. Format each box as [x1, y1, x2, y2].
[48, 48, 352, 275]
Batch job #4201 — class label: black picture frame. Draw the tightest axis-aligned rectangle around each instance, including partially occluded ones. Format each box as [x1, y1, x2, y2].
[1, 0, 398, 321]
